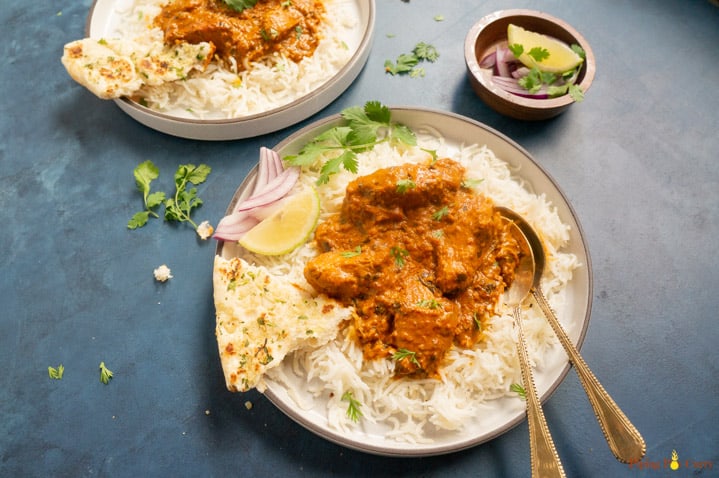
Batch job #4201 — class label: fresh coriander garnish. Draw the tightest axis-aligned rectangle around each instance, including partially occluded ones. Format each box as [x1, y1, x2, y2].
[99, 361, 113, 384]
[128, 160, 166, 229]
[510, 382, 527, 400]
[222, 0, 258, 13]
[396, 178, 416, 194]
[128, 162, 211, 233]
[163, 163, 212, 230]
[341, 391, 363, 422]
[284, 101, 416, 185]
[48, 364, 64, 380]
[390, 246, 409, 268]
[416, 298, 441, 309]
[392, 348, 421, 368]
[385, 42, 439, 76]
[341, 246, 362, 258]
[461, 178, 483, 189]
[432, 206, 449, 220]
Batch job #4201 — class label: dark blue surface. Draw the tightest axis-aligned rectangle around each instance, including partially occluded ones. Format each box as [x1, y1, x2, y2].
[1, 1, 718, 477]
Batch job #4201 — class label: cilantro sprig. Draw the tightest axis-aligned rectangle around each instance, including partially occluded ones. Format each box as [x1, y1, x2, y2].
[284, 101, 416, 185]
[128, 161, 211, 233]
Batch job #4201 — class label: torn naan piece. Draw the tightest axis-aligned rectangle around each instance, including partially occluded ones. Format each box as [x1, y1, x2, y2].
[213, 255, 350, 393]
[61, 37, 215, 99]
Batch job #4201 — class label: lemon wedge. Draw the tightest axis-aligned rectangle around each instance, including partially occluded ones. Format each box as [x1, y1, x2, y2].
[507, 24, 583, 74]
[239, 185, 320, 256]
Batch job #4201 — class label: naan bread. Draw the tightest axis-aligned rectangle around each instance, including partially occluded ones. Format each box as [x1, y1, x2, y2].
[213, 255, 350, 393]
[61, 37, 215, 99]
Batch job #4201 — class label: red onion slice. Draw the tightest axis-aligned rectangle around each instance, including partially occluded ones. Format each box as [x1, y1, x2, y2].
[235, 166, 300, 212]
[213, 211, 260, 241]
[491, 75, 549, 99]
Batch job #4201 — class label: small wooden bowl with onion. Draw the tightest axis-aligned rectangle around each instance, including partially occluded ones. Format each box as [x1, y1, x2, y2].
[464, 9, 595, 121]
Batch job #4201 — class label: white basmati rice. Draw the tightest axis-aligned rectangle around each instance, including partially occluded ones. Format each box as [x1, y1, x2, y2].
[234, 131, 579, 443]
[107, 0, 356, 119]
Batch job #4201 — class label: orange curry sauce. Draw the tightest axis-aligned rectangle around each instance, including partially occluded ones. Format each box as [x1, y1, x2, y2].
[304, 158, 522, 378]
[153, 0, 325, 70]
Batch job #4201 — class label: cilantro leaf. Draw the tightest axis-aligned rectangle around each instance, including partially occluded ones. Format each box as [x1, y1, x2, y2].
[384, 53, 418, 75]
[222, 0, 258, 13]
[99, 361, 113, 384]
[48, 364, 64, 380]
[413, 42, 439, 62]
[396, 178, 416, 194]
[341, 391, 363, 422]
[508, 43, 524, 57]
[527, 46, 550, 63]
[568, 84, 585, 102]
[385, 42, 439, 77]
[392, 348, 421, 367]
[128, 160, 165, 229]
[510, 383, 527, 400]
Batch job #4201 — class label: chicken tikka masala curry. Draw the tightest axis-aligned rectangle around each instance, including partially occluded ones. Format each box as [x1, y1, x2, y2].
[154, 0, 325, 70]
[305, 158, 522, 378]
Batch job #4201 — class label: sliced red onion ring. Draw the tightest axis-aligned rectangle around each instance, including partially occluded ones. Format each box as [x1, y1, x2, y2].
[213, 211, 260, 241]
[491, 75, 549, 99]
[235, 166, 300, 212]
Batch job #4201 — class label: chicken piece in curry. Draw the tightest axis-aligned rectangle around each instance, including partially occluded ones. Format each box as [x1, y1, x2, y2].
[154, 0, 325, 71]
[304, 158, 523, 378]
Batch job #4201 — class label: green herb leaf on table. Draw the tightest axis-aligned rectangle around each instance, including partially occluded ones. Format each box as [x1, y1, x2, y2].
[128, 160, 166, 229]
[48, 364, 64, 380]
[99, 361, 113, 384]
[385, 42, 439, 77]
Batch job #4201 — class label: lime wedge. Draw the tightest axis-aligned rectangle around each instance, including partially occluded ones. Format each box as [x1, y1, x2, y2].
[507, 24, 583, 74]
[239, 185, 320, 256]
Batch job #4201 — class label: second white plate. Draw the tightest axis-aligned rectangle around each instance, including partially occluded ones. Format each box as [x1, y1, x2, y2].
[84, 0, 375, 140]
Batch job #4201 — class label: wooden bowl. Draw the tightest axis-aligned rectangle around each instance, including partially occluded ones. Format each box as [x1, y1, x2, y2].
[464, 9, 595, 121]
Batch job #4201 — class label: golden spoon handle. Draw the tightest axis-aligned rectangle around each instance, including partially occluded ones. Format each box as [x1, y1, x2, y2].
[532, 288, 646, 463]
[514, 307, 567, 478]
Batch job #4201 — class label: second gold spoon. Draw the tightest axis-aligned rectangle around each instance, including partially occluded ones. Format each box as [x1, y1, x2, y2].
[499, 207, 646, 464]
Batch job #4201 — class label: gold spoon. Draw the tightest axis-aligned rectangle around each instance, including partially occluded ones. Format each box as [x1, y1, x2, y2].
[499, 207, 646, 464]
[502, 210, 566, 478]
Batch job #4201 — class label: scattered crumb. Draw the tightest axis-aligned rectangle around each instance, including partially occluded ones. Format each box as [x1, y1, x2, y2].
[204, 409, 211, 415]
[153, 264, 173, 282]
[197, 220, 214, 240]
[244, 401, 253, 410]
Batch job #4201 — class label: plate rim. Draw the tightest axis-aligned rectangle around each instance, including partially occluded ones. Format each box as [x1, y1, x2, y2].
[215, 106, 593, 456]
[83, 0, 376, 140]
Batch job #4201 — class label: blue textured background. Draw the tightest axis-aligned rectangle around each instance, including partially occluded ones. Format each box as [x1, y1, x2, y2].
[1, 1, 717, 476]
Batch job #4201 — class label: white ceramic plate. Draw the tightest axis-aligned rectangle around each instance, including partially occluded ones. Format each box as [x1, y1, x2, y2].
[216, 108, 592, 456]
[84, 0, 375, 140]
